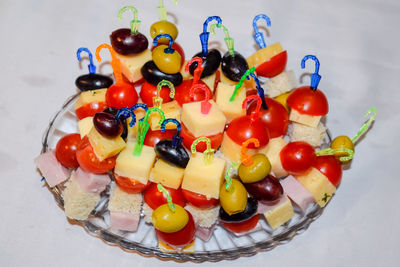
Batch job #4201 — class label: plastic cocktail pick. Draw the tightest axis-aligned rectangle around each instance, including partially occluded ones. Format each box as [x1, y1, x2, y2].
[301, 55, 321, 90]
[157, 184, 175, 212]
[352, 107, 377, 144]
[118, 6, 141, 34]
[189, 83, 212, 114]
[185, 57, 204, 84]
[316, 148, 354, 163]
[154, 80, 175, 108]
[116, 107, 137, 127]
[153, 34, 175, 54]
[210, 23, 235, 56]
[158, 0, 178, 21]
[243, 95, 262, 122]
[253, 14, 271, 49]
[160, 118, 182, 147]
[224, 162, 239, 191]
[200, 16, 222, 56]
[191, 136, 215, 165]
[241, 138, 260, 166]
[230, 67, 254, 101]
[76, 47, 96, 74]
[95, 43, 123, 84]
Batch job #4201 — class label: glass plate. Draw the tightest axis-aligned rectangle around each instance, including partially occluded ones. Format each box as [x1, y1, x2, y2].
[40, 93, 331, 262]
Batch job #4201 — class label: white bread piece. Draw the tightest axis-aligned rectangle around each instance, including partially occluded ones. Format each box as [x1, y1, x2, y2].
[265, 70, 297, 98]
[185, 204, 219, 228]
[108, 185, 142, 214]
[142, 202, 153, 224]
[63, 175, 100, 220]
[288, 122, 327, 147]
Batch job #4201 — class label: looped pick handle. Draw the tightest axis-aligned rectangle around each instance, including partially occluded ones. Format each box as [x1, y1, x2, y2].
[95, 43, 123, 84]
[154, 80, 175, 108]
[253, 14, 271, 49]
[316, 148, 354, 163]
[153, 34, 175, 54]
[116, 107, 137, 127]
[118, 6, 141, 34]
[241, 138, 260, 166]
[230, 67, 258, 102]
[225, 162, 239, 191]
[189, 83, 211, 114]
[77, 47, 96, 74]
[191, 136, 214, 165]
[352, 107, 377, 144]
[210, 23, 235, 57]
[243, 95, 262, 121]
[160, 118, 182, 147]
[158, 0, 178, 21]
[185, 57, 204, 84]
[301, 55, 321, 90]
[200, 16, 222, 56]
[157, 184, 175, 212]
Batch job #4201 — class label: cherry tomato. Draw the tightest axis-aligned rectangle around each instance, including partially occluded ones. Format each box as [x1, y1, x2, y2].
[180, 123, 224, 153]
[280, 141, 316, 175]
[226, 116, 270, 148]
[75, 136, 116, 174]
[247, 97, 289, 138]
[114, 173, 150, 193]
[75, 101, 108, 120]
[174, 79, 211, 106]
[106, 83, 138, 109]
[182, 189, 219, 209]
[55, 133, 81, 168]
[152, 41, 185, 66]
[221, 214, 259, 234]
[156, 211, 195, 247]
[313, 155, 342, 187]
[255, 50, 287, 78]
[139, 81, 173, 107]
[286, 86, 329, 116]
[144, 182, 186, 210]
[143, 129, 177, 147]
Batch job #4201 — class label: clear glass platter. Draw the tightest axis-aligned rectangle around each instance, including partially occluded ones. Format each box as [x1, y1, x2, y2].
[40, 93, 330, 262]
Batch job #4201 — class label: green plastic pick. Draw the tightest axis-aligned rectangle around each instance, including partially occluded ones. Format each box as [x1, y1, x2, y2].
[225, 162, 239, 191]
[351, 107, 377, 144]
[158, 0, 178, 21]
[153, 80, 175, 109]
[230, 66, 256, 102]
[118, 6, 141, 34]
[210, 23, 235, 57]
[191, 137, 215, 165]
[157, 184, 175, 212]
[316, 148, 354, 163]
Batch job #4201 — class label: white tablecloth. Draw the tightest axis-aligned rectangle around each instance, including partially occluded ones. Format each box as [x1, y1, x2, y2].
[1, 0, 399, 266]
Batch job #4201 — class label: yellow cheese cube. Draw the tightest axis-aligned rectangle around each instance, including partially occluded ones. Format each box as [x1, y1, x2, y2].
[296, 167, 336, 207]
[220, 71, 257, 89]
[126, 109, 145, 141]
[182, 153, 226, 199]
[149, 100, 181, 131]
[78, 116, 93, 138]
[116, 49, 152, 83]
[220, 132, 258, 162]
[263, 196, 294, 229]
[215, 82, 246, 123]
[247, 42, 283, 69]
[201, 72, 218, 93]
[258, 137, 288, 178]
[289, 109, 321, 128]
[181, 100, 226, 137]
[114, 141, 156, 185]
[87, 128, 126, 161]
[150, 159, 185, 189]
[75, 88, 107, 110]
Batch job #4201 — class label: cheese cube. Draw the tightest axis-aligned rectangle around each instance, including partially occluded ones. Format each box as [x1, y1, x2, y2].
[258, 137, 288, 178]
[281, 175, 314, 212]
[181, 100, 226, 137]
[88, 128, 126, 161]
[75, 88, 107, 110]
[247, 42, 283, 69]
[78, 116, 94, 138]
[182, 153, 226, 199]
[296, 167, 336, 207]
[220, 132, 258, 162]
[220, 71, 257, 89]
[215, 82, 246, 123]
[289, 109, 321, 128]
[201, 71, 219, 93]
[263, 196, 294, 229]
[126, 108, 145, 140]
[116, 49, 152, 83]
[114, 141, 156, 185]
[149, 100, 181, 131]
[180, 60, 192, 80]
[150, 159, 185, 189]
[265, 70, 297, 98]
[289, 122, 327, 147]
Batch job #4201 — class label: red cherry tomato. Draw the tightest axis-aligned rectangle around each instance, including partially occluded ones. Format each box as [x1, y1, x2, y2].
[152, 41, 185, 66]
[174, 79, 211, 106]
[143, 129, 177, 147]
[247, 97, 289, 138]
[106, 83, 138, 109]
[280, 141, 316, 175]
[286, 86, 329, 116]
[255, 50, 287, 78]
[75, 101, 108, 120]
[55, 133, 81, 168]
[76, 136, 116, 174]
[140, 81, 173, 107]
[144, 182, 186, 210]
[226, 116, 270, 148]
[180, 123, 223, 153]
[114, 173, 150, 193]
[313, 155, 342, 187]
[182, 189, 220, 209]
[156, 211, 195, 247]
[221, 214, 260, 234]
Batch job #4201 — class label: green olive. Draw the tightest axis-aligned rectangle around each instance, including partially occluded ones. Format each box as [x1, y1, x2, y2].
[152, 45, 181, 74]
[150, 21, 178, 43]
[330, 135, 354, 163]
[219, 179, 248, 216]
[152, 204, 189, 233]
[238, 154, 271, 183]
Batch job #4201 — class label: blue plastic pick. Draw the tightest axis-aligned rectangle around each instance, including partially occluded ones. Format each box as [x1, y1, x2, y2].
[252, 14, 271, 49]
[160, 118, 183, 147]
[200, 16, 222, 56]
[76, 47, 96, 74]
[301, 55, 321, 90]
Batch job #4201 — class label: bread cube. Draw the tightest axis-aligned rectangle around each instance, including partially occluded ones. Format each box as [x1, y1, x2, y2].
[263, 195, 294, 229]
[289, 121, 327, 147]
[215, 82, 246, 123]
[289, 109, 321, 128]
[116, 49, 152, 83]
[220, 132, 258, 162]
[150, 159, 185, 189]
[185, 204, 219, 228]
[265, 70, 297, 98]
[78, 116, 93, 138]
[149, 100, 181, 131]
[258, 137, 288, 178]
[88, 127, 126, 161]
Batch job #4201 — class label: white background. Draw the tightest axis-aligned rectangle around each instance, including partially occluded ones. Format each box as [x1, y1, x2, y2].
[1, 0, 399, 266]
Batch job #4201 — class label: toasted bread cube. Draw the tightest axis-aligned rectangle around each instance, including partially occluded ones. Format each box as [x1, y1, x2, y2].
[220, 132, 258, 162]
[247, 42, 283, 69]
[185, 204, 219, 228]
[88, 128, 126, 161]
[263, 196, 294, 229]
[258, 137, 288, 178]
[114, 141, 156, 185]
[149, 100, 181, 131]
[78, 116, 94, 138]
[182, 153, 226, 199]
[265, 70, 297, 98]
[116, 49, 152, 83]
[289, 122, 327, 147]
[289, 109, 321, 128]
[215, 82, 246, 123]
[75, 88, 107, 110]
[150, 159, 185, 189]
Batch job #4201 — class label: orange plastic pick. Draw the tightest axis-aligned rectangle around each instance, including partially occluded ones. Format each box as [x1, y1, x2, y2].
[240, 138, 260, 166]
[95, 43, 123, 85]
[189, 83, 211, 114]
[185, 57, 204, 84]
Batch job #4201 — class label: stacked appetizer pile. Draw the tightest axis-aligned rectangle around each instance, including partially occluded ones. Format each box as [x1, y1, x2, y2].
[35, 3, 376, 253]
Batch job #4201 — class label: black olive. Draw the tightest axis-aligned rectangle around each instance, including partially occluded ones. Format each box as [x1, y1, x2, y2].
[155, 139, 190, 168]
[103, 107, 128, 140]
[219, 198, 258, 223]
[189, 49, 221, 78]
[221, 51, 249, 82]
[75, 74, 113, 91]
[141, 61, 183, 87]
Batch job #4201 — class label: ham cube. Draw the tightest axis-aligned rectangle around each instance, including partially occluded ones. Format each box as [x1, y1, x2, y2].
[73, 167, 110, 194]
[281, 175, 314, 212]
[109, 210, 140, 232]
[35, 150, 70, 187]
[196, 223, 216, 242]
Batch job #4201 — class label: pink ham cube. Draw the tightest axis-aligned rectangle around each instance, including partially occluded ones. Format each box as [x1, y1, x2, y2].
[280, 175, 314, 212]
[110, 211, 140, 232]
[35, 150, 70, 187]
[73, 167, 111, 194]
